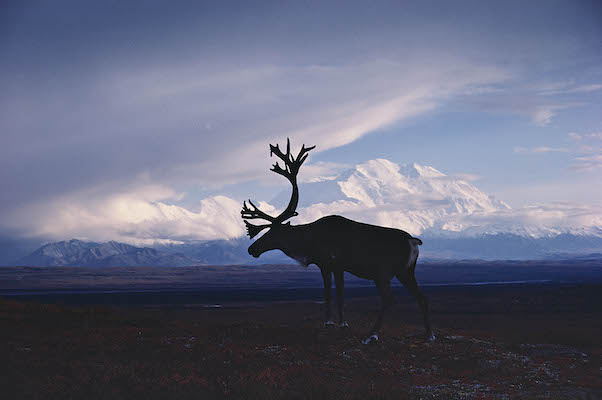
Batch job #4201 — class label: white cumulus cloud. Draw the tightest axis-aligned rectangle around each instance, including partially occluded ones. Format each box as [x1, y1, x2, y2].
[5, 185, 246, 244]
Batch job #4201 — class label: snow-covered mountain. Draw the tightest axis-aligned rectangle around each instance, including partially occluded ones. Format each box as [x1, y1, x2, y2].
[15, 238, 290, 267]
[275, 160, 509, 212]
[267, 159, 602, 259]
[272, 160, 600, 240]
[17, 239, 198, 267]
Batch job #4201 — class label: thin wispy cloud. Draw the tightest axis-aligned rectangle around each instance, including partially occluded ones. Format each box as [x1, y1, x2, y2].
[461, 89, 580, 128]
[531, 107, 557, 127]
[569, 131, 602, 172]
[569, 132, 602, 141]
[513, 146, 568, 154]
[538, 82, 602, 96]
[513, 130, 601, 175]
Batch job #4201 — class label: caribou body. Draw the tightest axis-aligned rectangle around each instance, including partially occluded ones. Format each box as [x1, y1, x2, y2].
[242, 140, 434, 343]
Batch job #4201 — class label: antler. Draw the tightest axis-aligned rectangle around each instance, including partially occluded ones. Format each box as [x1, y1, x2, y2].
[241, 200, 276, 222]
[269, 138, 315, 182]
[270, 138, 316, 224]
[241, 138, 316, 238]
[268, 138, 315, 224]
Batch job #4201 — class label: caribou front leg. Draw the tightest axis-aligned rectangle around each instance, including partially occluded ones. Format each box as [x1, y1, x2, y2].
[321, 268, 335, 327]
[334, 270, 348, 328]
[363, 279, 394, 344]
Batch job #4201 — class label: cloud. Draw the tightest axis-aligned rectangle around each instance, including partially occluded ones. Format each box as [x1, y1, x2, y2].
[4, 185, 246, 244]
[513, 146, 568, 154]
[461, 87, 578, 127]
[291, 192, 602, 238]
[568, 131, 602, 171]
[571, 154, 602, 172]
[531, 107, 556, 126]
[538, 82, 602, 96]
[440, 202, 602, 237]
[568, 132, 602, 142]
[569, 84, 602, 93]
[513, 130, 602, 172]
[529, 104, 574, 127]
[519, 80, 602, 125]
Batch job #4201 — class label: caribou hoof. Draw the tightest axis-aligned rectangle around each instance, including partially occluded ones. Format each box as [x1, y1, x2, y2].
[427, 333, 436, 342]
[323, 320, 336, 327]
[362, 334, 379, 345]
[338, 321, 349, 328]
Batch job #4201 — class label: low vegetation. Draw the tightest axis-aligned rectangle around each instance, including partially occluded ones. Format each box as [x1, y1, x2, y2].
[1, 286, 600, 399]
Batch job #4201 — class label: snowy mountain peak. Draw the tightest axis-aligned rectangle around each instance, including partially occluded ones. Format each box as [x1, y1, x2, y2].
[298, 159, 507, 213]
[270, 158, 514, 235]
[355, 159, 402, 178]
[337, 160, 415, 206]
[398, 163, 446, 179]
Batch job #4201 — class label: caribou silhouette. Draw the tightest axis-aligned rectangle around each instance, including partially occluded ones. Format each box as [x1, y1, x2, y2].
[241, 139, 434, 343]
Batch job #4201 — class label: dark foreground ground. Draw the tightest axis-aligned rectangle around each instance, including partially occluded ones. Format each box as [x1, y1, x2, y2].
[1, 283, 601, 399]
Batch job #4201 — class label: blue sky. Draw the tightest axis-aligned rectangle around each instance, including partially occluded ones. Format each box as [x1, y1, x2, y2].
[0, 0, 600, 243]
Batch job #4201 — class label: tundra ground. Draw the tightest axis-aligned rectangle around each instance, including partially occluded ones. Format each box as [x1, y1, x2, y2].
[1, 284, 600, 399]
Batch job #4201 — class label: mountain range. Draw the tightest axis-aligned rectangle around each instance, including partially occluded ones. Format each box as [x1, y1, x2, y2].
[17, 239, 197, 267]
[14, 233, 602, 267]
[14, 238, 293, 267]
[7, 159, 602, 266]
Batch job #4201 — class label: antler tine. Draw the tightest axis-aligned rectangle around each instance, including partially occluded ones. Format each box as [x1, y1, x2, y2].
[270, 142, 293, 180]
[270, 143, 290, 166]
[286, 138, 293, 163]
[297, 143, 316, 167]
[270, 161, 288, 178]
[269, 138, 316, 180]
[244, 220, 271, 239]
[241, 200, 276, 222]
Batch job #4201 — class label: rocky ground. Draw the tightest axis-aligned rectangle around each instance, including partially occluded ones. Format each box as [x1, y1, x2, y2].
[1, 289, 600, 399]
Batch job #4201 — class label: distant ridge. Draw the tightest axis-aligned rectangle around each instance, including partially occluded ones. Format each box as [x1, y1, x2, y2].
[15, 238, 291, 267]
[14, 232, 602, 267]
[17, 239, 198, 267]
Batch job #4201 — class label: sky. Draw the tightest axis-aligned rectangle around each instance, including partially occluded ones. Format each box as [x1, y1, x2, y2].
[1, 0, 601, 246]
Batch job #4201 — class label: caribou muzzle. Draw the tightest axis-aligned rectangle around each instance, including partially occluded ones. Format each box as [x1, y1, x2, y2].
[248, 246, 261, 258]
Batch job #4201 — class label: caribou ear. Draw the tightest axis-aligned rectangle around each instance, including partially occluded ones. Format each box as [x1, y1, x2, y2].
[245, 221, 270, 239]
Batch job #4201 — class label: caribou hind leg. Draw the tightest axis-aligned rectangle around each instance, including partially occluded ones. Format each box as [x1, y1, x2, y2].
[398, 273, 435, 341]
[333, 270, 349, 327]
[363, 279, 394, 344]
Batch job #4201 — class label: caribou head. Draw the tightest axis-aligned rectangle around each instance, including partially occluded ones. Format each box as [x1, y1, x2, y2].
[241, 139, 315, 258]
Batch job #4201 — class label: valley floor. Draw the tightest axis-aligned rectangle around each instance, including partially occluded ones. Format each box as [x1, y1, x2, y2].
[0, 284, 600, 399]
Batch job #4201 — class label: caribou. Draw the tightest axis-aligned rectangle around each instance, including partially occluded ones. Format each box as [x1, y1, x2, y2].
[241, 139, 435, 343]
